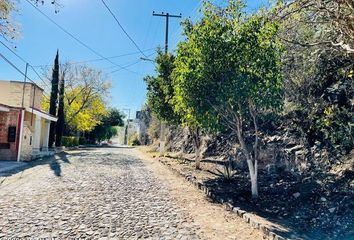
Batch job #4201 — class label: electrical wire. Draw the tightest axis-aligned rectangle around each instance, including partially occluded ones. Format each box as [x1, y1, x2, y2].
[0, 52, 50, 100]
[31, 47, 156, 68]
[109, 52, 155, 74]
[100, 0, 148, 58]
[25, 0, 133, 73]
[0, 40, 50, 89]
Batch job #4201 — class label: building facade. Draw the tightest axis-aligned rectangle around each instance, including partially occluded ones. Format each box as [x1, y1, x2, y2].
[0, 80, 57, 161]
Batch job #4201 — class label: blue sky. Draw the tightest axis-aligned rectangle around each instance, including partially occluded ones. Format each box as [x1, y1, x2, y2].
[0, 0, 268, 118]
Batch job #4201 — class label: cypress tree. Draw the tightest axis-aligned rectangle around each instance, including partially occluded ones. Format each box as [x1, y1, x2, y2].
[48, 50, 59, 148]
[55, 73, 65, 147]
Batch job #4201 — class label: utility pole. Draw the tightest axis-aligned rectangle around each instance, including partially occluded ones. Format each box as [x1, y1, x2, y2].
[123, 108, 131, 145]
[17, 63, 29, 162]
[152, 11, 182, 54]
[152, 11, 182, 155]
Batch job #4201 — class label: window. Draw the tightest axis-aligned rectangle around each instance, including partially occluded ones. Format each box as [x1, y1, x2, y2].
[8, 126, 16, 143]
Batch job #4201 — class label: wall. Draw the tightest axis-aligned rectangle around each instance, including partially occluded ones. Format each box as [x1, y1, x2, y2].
[0, 110, 20, 160]
[20, 124, 33, 161]
[20, 112, 36, 161]
[0, 81, 43, 109]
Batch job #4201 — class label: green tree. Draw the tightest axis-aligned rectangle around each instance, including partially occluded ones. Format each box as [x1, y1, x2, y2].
[88, 108, 124, 142]
[144, 49, 180, 154]
[55, 71, 65, 147]
[173, 1, 283, 197]
[49, 50, 59, 148]
[173, 3, 233, 169]
[144, 49, 179, 123]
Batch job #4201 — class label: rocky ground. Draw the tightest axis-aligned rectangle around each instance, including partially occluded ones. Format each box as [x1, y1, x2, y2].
[0, 147, 264, 239]
[157, 152, 354, 240]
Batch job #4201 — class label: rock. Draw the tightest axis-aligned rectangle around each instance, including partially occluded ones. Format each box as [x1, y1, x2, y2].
[320, 197, 327, 202]
[293, 192, 301, 198]
[329, 208, 336, 213]
[285, 145, 303, 154]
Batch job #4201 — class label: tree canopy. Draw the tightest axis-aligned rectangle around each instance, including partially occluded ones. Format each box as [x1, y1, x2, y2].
[0, 0, 60, 41]
[88, 108, 125, 142]
[144, 48, 180, 125]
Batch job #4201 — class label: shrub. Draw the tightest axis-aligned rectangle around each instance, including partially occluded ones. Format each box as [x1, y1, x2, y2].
[316, 106, 354, 151]
[128, 133, 141, 146]
[146, 114, 160, 141]
[79, 137, 86, 145]
[62, 136, 79, 147]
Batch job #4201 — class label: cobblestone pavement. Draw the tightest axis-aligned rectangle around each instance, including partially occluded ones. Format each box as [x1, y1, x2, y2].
[0, 148, 201, 239]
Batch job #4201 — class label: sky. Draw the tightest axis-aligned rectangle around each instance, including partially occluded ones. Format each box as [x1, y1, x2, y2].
[0, 0, 268, 118]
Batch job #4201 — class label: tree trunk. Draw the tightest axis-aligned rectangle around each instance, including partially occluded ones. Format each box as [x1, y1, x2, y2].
[193, 127, 201, 170]
[234, 110, 259, 199]
[249, 100, 259, 199]
[245, 154, 258, 198]
[159, 121, 166, 156]
[124, 124, 128, 145]
[195, 144, 201, 169]
[179, 126, 188, 159]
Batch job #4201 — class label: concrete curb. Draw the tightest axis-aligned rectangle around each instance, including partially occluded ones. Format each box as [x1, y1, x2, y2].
[158, 159, 287, 240]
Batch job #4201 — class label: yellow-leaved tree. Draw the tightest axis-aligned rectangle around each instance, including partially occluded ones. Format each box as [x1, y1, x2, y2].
[64, 65, 111, 133]
[66, 91, 108, 132]
[41, 64, 111, 134]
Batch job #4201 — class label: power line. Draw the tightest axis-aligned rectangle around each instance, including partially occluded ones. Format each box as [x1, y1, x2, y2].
[31, 47, 156, 68]
[0, 40, 50, 89]
[142, 16, 153, 49]
[0, 52, 29, 80]
[109, 52, 155, 75]
[170, 0, 202, 49]
[100, 0, 148, 58]
[25, 0, 132, 74]
[0, 52, 50, 99]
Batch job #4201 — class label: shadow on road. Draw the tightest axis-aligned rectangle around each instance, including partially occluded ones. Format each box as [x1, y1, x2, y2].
[0, 151, 71, 178]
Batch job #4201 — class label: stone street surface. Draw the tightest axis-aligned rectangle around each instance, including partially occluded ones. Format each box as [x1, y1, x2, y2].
[0, 147, 263, 240]
[0, 148, 200, 239]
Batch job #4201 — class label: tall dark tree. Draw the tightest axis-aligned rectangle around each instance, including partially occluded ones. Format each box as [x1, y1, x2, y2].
[48, 50, 59, 148]
[55, 72, 65, 147]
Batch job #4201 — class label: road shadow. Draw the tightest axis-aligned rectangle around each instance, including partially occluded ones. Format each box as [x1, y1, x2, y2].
[0, 151, 71, 178]
[68, 144, 135, 150]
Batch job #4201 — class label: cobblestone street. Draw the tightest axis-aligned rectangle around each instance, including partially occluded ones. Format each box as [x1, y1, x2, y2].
[0, 148, 201, 239]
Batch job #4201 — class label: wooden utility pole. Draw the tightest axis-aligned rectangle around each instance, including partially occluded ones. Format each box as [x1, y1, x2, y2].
[152, 11, 182, 155]
[152, 11, 182, 54]
[123, 108, 131, 145]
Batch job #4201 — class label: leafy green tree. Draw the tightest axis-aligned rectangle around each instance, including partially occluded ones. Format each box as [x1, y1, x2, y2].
[144, 49, 180, 154]
[88, 108, 124, 142]
[144, 49, 179, 124]
[173, 3, 233, 170]
[173, 1, 283, 197]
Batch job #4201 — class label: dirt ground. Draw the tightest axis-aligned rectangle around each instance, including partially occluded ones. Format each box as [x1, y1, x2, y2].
[131, 147, 268, 240]
[142, 148, 354, 240]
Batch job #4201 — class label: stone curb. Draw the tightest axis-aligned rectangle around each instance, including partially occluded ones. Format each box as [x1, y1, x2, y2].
[158, 159, 287, 240]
